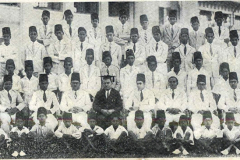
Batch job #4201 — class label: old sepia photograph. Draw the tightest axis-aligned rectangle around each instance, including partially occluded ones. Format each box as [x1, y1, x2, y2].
[0, 1, 239, 159]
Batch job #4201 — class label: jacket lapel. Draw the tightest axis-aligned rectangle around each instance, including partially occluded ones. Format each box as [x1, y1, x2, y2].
[165, 25, 171, 39]
[172, 26, 179, 40]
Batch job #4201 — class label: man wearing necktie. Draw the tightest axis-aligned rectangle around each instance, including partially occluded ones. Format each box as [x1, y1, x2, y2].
[139, 14, 151, 46]
[60, 72, 92, 128]
[63, 10, 73, 37]
[93, 75, 123, 129]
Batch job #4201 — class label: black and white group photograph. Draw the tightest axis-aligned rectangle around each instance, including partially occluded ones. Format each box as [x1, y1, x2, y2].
[0, 1, 239, 159]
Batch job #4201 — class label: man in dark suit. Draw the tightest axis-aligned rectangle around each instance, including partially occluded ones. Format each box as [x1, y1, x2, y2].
[93, 75, 123, 129]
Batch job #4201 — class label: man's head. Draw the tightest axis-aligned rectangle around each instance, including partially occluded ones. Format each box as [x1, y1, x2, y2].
[102, 51, 112, 67]
[43, 57, 53, 74]
[64, 57, 73, 71]
[229, 72, 238, 89]
[105, 25, 114, 42]
[71, 72, 80, 91]
[130, 28, 139, 43]
[205, 27, 214, 44]
[168, 10, 177, 25]
[197, 74, 206, 90]
[119, 9, 128, 25]
[102, 75, 114, 90]
[6, 59, 15, 74]
[194, 51, 203, 69]
[15, 111, 25, 129]
[136, 73, 145, 91]
[25, 60, 34, 78]
[152, 26, 161, 42]
[219, 62, 230, 79]
[179, 115, 188, 127]
[64, 10, 73, 25]
[62, 112, 72, 128]
[54, 24, 64, 40]
[202, 111, 212, 129]
[156, 110, 166, 127]
[190, 16, 200, 32]
[87, 111, 97, 128]
[29, 26, 38, 42]
[147, 56, 157, 72]
[91, 13, 99, 28]
[37, 107, 47, 123]
[41, 10, 50, 25]
[3, 75, 12, 91]
[2, 27, 11, 44]
[140, 14, 148, 30]
[85, 49, 94, 65]
[134, 110, 144, 129]
[214, 11, 223, 27]
[168, 76, 178, 90]
[111, 112, 120, 128]
[126, 49, 135, 66]
[179, 28, 189, 45]
[225, 112, 235, 130]
[39, 74, 48, 91]
[172, 52, 181, 68]
[78, 27, 87, 42]
[230, 30, 239, 47]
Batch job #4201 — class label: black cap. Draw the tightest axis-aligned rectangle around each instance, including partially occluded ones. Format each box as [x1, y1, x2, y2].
[71, 72, 80, 82]
[3, 75, 12, 83]
[126, 49, 135, 58]
[172, 52, 181, 60]
[194, 51, 203, 61]
[226, 112, 235, 121]
[152, 26, 161, 34]
[214, 11, 223, 19]
[39, 74, 48, 83]
[2, 27, 11, 35]
[64, 9, 73, 17]
[55, 24, 63, 33]
[78, 27, 86, 34]
[169, 10, 177, 17]
[42, 10, 50, 18]
[29, 26, 37, 33]
[91, 13, 99, 21]
[179, 115, 188, 121]
[86, 48, 94, 57]
[219, 62, 230, 74]
[156, 110, 166, 120]
[147, 55, 157, 63]
[102, 51, 112, 61]
[136, 73, 145, 83]
[197, 74, 206, 84]
[130, 28, 138, 35]
[140, 14, 148, 23]
[230, 30, 239, 39]
[190, 16, 199, 24]
[6, 59, 15, 68]
[43, 57, 52, 66]
[203, 111, 212, 120]
[135, 110, 144, 119]
[25, 60, 33, 69]
[205, 27, 214, 35]
[229, 72, 238, 81]
[106, 25, 114, 34]
[100, 75, 115, 82]
[37, 107, 47, 117]
[16, 111, 24, 120]
[62, 112, 72, 120]
[119, 9, 128, 17]
[64, 57, 73, 66]
[110, 112, 120, 120]
[180, 28, 189, 35]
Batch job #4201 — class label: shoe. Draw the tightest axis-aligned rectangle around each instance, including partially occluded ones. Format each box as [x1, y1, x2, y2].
[20, 151, 26, 156]
[12, 151, 18, 157]
[172, 149, 181, 154]
[221, 149, 229, 155]
[182, 149, 189, 155]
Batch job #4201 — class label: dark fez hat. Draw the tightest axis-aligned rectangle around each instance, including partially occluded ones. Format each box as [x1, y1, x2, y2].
[29, 26, 37, 33]
[102, 51, 112, 61]
[230, 30, 239, 39]
[140, 14, 148, 23]
[39, 74, 48, 83]
[42, 10, 50, 17]
[71, 72, 80, 82]
[197, 74, 206, 84]
[126, 49, 134, 58]
[152, 26, 161, 34]
[91, 13, 99, 21]
[136, 73, 145, 83]
[190, 16, 199, 23]
[55, 24, 63, 33]
[194, 51, 203, 61]
[3, 75, 12, 83]
[2, 27, 11, 35]
[105, 25, 114, 34]
[25, 60, 33, 69]
[229, 72, 238, 81]
[169, 10, 177, 17]
[214, 11, 223, 19]
[130, 28, 138, 35]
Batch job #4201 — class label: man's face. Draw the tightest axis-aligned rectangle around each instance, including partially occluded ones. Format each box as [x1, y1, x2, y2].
[111, 117, 119, 128]
[64, 120, 72, 128]
[135, 117, 144, 128]
[88, 119, 96, 128]
[119, 15, 128, 24]
[91, 19, 98, 28]
[191, 22, 199, 31]
[141, 21, 148, 30]
[44, 63, 52, 73]
[78, 31, 86, 42]
[179, 119, 188, 127]
[131, 34, 139, 43]
[16, 119, 24, 129]
[71, 80, 80, 91]
[4, 81, 12, 91]
[229, 79, 238, 89]
[127, 56, 135, 66]
[173, 59, 181, 68]
[39, 81, 48, 91]
[180, 33, 188, 45]
[38, 114, 47, 123]
[168, 77, 178, 90]
[86, 54, 94, 65]
[103, 57, 112, 67]
[25, 67, 33, 78]
[206, 33, 214, 44]
[148, 61, 157, 72]
[197, 82, 206, 90]
[215, 18, 223, 26]
[103, 79, 112, 90]
[137, 81, 145, 91]
[230, 37, 239, 46]
[169, 17, 177, 25]
[64, 61, 73, 70]
[65, 15, 73, 25]
[194, 59, 203, 69]
[29, 31, 38, 42]
[153, 33, 161, 42]
[55, 31, 63, 40]
[221, 68, 229, 79]
[3, 34, 11, 44]
[203, 118, 212, 129]
[42, 16, 50, 25]
[106, 32, 114, 42]
[6, 64, 15, 74]
[226, 120, 234, 130]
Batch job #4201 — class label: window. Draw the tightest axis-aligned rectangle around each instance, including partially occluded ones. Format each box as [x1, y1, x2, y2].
[33, 2, 63, 11]
[74, 2, 99, 14]
[108, 2, 129, 17]
[0, 3, 20, 7]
